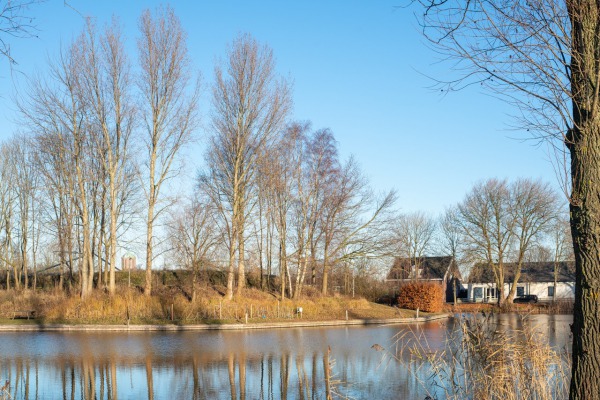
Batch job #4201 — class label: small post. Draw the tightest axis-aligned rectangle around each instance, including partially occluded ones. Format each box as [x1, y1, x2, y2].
[416, 308, 419, 319]
[251, 304, 253, 319]
[171, 304, 174, 321]
[245, 312, 248, 324]
[345, 310, 348, 321]
[219, 301, 222, 320]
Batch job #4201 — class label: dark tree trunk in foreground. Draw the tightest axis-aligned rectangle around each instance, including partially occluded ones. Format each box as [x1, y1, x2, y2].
[418, 0, 600, 395]
[568, 2, 600, 398]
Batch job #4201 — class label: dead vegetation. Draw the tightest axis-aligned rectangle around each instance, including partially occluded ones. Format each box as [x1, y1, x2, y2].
[389, 313, 570, 399]
[0, 271, 419, 325]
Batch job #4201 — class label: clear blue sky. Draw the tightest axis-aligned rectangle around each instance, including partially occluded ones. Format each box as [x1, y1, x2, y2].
[0, 0, 563, 216]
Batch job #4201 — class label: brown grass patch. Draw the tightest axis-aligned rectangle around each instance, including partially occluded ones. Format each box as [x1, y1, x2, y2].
[0, 284, 438, 325]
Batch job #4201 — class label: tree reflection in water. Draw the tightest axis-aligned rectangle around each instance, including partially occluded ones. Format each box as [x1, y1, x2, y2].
[0, 350, 347, 399]
[0, 317, 573, 399]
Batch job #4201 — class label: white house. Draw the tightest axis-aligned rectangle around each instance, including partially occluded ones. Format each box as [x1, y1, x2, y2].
[467, 261, 575, 303]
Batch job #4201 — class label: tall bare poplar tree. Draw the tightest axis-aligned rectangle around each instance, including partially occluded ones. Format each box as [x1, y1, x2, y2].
[138, 6, 199, 296]
[207, 33, 291, 299]
[20, 33, 96, 297]
[418, 2, 599, 394]
[79, 19, 134, 295]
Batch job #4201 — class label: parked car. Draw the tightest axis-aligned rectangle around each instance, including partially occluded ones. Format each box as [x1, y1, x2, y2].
[513, 294, 538, 303]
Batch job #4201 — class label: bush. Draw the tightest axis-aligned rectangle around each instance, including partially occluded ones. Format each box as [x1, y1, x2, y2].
[397, 282, 444, 313]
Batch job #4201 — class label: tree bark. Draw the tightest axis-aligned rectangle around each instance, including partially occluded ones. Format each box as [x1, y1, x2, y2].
[569, 131, 600, 398]
[568, 3, 600, 398]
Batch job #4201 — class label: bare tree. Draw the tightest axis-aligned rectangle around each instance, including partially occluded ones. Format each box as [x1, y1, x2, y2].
[457, 179, 513, 305]
[319, 157, 396, 295]
[550, 215, 573, 303]
[0, 143, 17, 289]
[418, 1, 599, 394]
[438, 206, 461, 261]
[0, 0, 39, 65]
[168, 196, 218, 302]
[394, 211, 437, 277]
[438, 206, 463, 303]
[137, 5, 199, 296]
[19, 32, 97, 297]
[207, 33, 291, 299]
[505, 178, 560, 301]
[302, 129, 338, 289]
[79, 18, 135, 295]
[8, 134, 39, 290]
[32, 129, 78, 291]
[257, 122, 307, 299]
[456, 178, 560, 304]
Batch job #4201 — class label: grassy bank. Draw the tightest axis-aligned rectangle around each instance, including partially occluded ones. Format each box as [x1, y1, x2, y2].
[0, 285, 421, 325]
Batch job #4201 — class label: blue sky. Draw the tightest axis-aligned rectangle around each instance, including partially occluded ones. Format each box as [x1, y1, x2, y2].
[0, 0, 563, 216]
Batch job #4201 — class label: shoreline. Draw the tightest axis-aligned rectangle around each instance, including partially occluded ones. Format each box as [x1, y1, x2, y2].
[0, 313, 449, 332]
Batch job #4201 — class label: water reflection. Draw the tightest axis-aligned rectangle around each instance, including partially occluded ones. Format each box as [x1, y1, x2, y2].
[0, 315, 573, 399]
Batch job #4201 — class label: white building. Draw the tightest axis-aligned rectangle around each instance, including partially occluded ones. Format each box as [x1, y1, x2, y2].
[467, 261, 574, 303]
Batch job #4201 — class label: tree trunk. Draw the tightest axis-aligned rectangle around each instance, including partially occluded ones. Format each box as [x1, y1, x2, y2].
[237, 222, 245, 296]
[280, 242, 286, 299]
[321, 242, 330, 296]
[569, 130, 600, 398]
[568, 4, 600, 397]
[108, 185, 117, 295]
[145, 205, 153, 296]
[553, 261, 559, 304]
[145, 172, 155, 296]
[226, 239, 235, 300]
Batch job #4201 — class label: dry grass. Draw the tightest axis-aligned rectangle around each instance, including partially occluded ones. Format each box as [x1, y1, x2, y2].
[392, 313, 570, 399]
[0, 286, 419, 325]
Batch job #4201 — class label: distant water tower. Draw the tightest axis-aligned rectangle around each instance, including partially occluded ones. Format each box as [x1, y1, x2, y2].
[121, 251, 137, 271]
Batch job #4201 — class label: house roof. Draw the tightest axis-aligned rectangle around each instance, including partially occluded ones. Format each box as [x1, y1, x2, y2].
[468, 261, 575, 284]
[386, 256, 460, 281]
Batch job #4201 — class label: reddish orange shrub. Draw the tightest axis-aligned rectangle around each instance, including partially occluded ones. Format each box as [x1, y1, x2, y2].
[397, 282, 444, 313]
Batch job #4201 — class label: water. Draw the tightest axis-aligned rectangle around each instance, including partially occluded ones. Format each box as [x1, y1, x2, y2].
[0, 314, 573, 399]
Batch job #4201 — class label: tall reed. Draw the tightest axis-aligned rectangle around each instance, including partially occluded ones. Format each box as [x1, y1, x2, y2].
[391, 313, 570, 399]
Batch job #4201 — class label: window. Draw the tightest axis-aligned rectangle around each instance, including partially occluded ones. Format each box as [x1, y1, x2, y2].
[517, 286, 525, 297]
[548, 286, 555, 297]
[474, 287, 483, 299]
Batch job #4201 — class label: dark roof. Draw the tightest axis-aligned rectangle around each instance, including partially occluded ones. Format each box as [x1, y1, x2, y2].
[386, 256, 459, 281]
[468, 261, 575, 284]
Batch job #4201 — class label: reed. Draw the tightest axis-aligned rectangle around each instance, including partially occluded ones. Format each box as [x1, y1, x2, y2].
[392, 313, 570, 399]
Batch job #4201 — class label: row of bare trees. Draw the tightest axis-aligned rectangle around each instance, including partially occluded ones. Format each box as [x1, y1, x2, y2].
[394, 178, 571, 305]
[7, 6, 197, 297]
[0, 6, 570, 307]
[0, 7, 397, 300]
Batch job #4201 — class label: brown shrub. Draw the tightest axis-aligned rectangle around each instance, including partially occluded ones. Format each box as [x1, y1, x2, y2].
[397, 282, 444, 313]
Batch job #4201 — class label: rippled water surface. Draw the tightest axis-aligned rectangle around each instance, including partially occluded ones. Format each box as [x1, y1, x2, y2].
[0, 314, 573, 399]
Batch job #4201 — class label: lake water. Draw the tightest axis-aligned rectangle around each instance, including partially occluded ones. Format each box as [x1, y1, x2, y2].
[0, 314, 573, 399]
